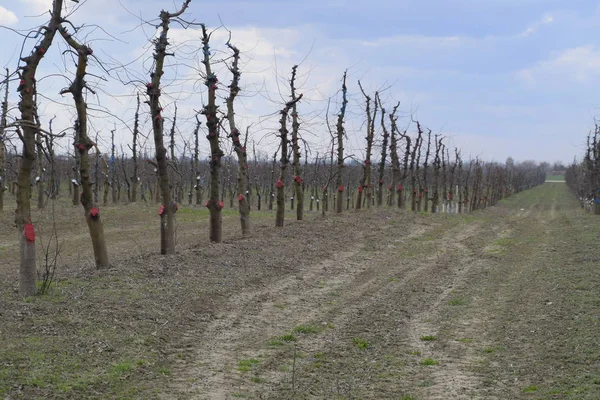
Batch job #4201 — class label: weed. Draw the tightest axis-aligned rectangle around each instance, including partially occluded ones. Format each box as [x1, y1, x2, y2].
[280, 334, 297, 342]
[111, 361, 133, 376]
[421, 358, 439, 366]
[293, 325, 320, 334]
[353, 337, 370, 349]
[483, 345, 505, 354]
[420, 335, 436, 341]
[267, 334, 297, 346]
[522, 385, 538, 393]
[237, 359, 260, 372]
[448, 297, 468, 306]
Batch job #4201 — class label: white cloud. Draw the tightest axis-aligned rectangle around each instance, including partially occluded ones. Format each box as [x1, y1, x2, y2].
[19, 0, 52, 15]
[517, 45, 600, 85]
[0, 5, 18, 25]
[519, 13, 554, 37]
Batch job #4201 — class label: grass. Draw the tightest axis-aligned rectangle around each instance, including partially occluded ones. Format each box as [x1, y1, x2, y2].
[483, 345, 505, 354]
[237, 359, 260, 372]
[448, 297, 468, 306]
[267, 334, 297, 346]
[293, 325, 321, 334]
[420, 335, 437, 341]
[522, 385, 538, 393]
[353, 337, 370, 349]
[420, 358, 439, 366]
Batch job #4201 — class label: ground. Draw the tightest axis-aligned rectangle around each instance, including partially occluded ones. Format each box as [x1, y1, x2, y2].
[1, 183, 599, 399]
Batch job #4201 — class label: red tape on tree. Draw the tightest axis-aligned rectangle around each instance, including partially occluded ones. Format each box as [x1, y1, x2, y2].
[24, 223, 35, 243]
[90, 207, 99, 218]
[294, 175, 302, 183]
[217, 201, 225, 210]
[397, 184, 403, 191]
[276, 180, 283, 189]
[358, 186, 364, 193]
[338, 185, 344, 192]
[205, 200, 211, 208]
[158, 204, 165, 215]
[238, 194, 244, 202]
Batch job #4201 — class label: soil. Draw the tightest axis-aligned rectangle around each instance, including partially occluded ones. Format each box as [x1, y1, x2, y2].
[1, 183, 599, 399]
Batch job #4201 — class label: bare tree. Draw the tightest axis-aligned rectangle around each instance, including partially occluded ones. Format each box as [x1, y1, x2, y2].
[225, 39, 250, 235]
[199, 23, 225, 242]
[130, 94, 140, 202]
[375, 92, 389, 207]
[388, 102, 401, 207]
[356, 82, 376, 210]
[335, 70, 348, 214]
[58, 23, 109, 268]
[15, 0, 64, 296]
[276, 67, 303, 227]
[290, 66, 304, 221]
[0, 69, 8, 212]
[147, 1, 190, 253]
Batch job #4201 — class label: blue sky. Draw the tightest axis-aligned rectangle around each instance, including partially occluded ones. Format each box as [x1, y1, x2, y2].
[1, 0, 598, 164]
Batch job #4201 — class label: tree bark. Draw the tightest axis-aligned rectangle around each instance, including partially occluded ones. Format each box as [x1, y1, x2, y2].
[16, 0, 64, 296]
[200, 22, 224, 242]
[148, 2, 190, 252]
[225, 41, 250, 235]
[276, 69, 303, 227]
[59, 25, 109, 268]
[335, 71, 348, 214]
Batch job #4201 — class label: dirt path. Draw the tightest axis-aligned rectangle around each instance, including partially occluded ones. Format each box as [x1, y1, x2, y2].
[158, 184, 600, 399]
[2, 184, 599, 399]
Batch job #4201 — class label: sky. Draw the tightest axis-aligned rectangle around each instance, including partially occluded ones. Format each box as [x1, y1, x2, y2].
[0, 0, 598, 165]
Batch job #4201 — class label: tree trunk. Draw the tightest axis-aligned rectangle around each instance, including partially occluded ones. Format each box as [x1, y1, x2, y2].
[201, 23, 223, 242]
[15, 0, 64, 296]
[147, 3, 190, 252]
[0, 69, 8, 212]
[131, 94, 140, 202]
[276, 73, 303, 227]
[335, 71, 348, 214]
[59, 26, 110, 268]
[226, 42, 250, 235]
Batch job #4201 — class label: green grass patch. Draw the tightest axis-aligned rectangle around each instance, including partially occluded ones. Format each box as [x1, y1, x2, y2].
[420, 335, 437, 341]
[237, 358, 260, 372]
[293, 325, 321, 334]
[522, 385, 538, 393]
[448, 297, 468, 306]
[420, 358, 439, 366]
[267, 334, 297, 346]
[483, 345, 505, 354]
[353, 337, 370, 349]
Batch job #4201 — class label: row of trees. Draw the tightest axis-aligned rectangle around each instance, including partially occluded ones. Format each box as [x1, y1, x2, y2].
[565, 125, 600, 214]
[0, 0, 546, 297]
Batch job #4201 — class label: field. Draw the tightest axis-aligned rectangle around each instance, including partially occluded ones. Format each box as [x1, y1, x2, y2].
[1, 183, 599, 399]
[546, 174, 566, 182]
